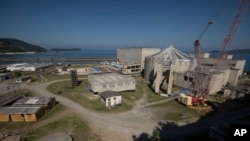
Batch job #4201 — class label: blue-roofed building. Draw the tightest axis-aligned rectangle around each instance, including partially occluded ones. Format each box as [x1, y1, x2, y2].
[90, 67, 102, 73]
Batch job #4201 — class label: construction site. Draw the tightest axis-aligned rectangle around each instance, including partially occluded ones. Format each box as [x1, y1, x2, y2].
[117, 0, 250, 112]
[0, 0, 249, 141]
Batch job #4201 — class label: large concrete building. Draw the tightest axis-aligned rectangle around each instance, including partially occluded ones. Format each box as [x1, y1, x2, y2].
[117, 47, 161, 74]
[143, 45, 246, 95]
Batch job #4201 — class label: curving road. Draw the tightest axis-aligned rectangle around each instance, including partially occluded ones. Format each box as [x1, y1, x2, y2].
[22, 80, 159, 141]
[3, 79, 250, 141]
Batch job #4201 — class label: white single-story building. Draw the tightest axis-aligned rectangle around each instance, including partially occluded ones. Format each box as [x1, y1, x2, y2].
[99, 91, 122, 107]
[6, 63, 53, 72]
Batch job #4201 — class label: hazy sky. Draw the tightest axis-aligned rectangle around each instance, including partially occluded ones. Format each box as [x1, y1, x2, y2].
[0, 0, 249, 51]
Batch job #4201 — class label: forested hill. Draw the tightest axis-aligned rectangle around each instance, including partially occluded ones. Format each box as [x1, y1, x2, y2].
[210, 49, 250, 54]
[0, 38, 47, 53]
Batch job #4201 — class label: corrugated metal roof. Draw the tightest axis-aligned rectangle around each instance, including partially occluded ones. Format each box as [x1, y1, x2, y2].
[13, 97, 54, 105]
[88, 73, 135, 84]
[0, 107, 41, 114]
[99, 91, 121, 100]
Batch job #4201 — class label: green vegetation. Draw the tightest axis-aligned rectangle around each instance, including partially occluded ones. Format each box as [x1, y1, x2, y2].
[0, 38, 47, 53]
[21, 66, 70, 82]
[39, 104, 64, 121]
[12, 71, 22, 78]
[149, 100, 200, 121]
[135, 78, 166, 103]
[46, 80, 146, 112]
[245, 80, 250, 86]
[25, 115, 89, 141]
[122, 84, 144, 102]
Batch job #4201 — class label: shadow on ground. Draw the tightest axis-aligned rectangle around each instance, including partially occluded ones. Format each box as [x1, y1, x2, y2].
[132, 94, 250, 141]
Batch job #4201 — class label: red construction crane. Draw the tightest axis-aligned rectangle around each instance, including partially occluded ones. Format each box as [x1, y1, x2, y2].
[192, 0, 249, 103]
[192, 0, 229, 97]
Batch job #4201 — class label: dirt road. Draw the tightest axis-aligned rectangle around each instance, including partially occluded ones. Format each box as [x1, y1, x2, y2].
[24, 81, 158, 141]
[3, 79, 250, 141]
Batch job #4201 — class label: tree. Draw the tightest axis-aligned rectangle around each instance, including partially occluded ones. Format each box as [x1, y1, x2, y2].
[151, 129, 160, 141]
[13, 71, 21, 78]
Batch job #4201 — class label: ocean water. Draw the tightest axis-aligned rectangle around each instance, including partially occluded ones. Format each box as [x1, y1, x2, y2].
[0, 49, 249, 72]
[0, 49, 116, 58]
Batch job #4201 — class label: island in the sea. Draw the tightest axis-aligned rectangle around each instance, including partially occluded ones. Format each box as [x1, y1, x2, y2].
[50, 48, 81, 51]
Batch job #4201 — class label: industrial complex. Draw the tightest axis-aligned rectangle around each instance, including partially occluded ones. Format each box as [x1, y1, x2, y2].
[117, 45, 246, 96]
[0, 0, 249, 140]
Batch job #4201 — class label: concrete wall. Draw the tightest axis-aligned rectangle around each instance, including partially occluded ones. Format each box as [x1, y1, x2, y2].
[227, 69, 240, 86]
[173, 72, 193, 89]
[209, 71, 229, 94]
[117, 48, 161, 69]
[105, 96, 122, 107]
[117, 48, 142, 65]
[141, 48, 161, 69]
[235, 60, 245, 75]
[171, 61, 196, 73]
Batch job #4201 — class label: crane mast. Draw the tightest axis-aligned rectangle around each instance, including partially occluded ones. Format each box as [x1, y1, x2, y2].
[192, 0, 229, 96]
[209, 0, 249, 93]
[192, 0, 249, 98]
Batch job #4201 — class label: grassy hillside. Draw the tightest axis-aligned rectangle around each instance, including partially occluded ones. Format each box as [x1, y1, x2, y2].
[0, 38, 47, 53]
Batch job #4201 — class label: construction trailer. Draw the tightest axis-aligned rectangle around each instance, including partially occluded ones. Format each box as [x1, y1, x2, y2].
[178, 94, 192, 106]
[88, 73, 136, 93]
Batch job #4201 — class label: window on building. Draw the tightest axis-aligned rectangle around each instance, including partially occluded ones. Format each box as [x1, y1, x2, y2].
[114, 97, 116, 100]
[189, 77, 193, 82]
[184, 76, 188, 81]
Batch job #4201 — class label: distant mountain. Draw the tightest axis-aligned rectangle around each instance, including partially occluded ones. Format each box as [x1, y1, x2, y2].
[210, 49, 250, 54]
[51, 48, 81, 51]
[0, 38, 47, 53]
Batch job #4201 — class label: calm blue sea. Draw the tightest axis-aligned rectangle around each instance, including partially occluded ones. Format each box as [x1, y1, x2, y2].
[0, 49, 249, 72]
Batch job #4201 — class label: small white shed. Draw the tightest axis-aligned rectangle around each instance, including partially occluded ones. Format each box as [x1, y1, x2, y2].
[99, 91, 122, 107]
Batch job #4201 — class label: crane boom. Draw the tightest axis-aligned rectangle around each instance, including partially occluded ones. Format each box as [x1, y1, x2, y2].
[193, 0, 249, 98]
[192, 0, 229, 96]
[208, 0, 249, 94]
